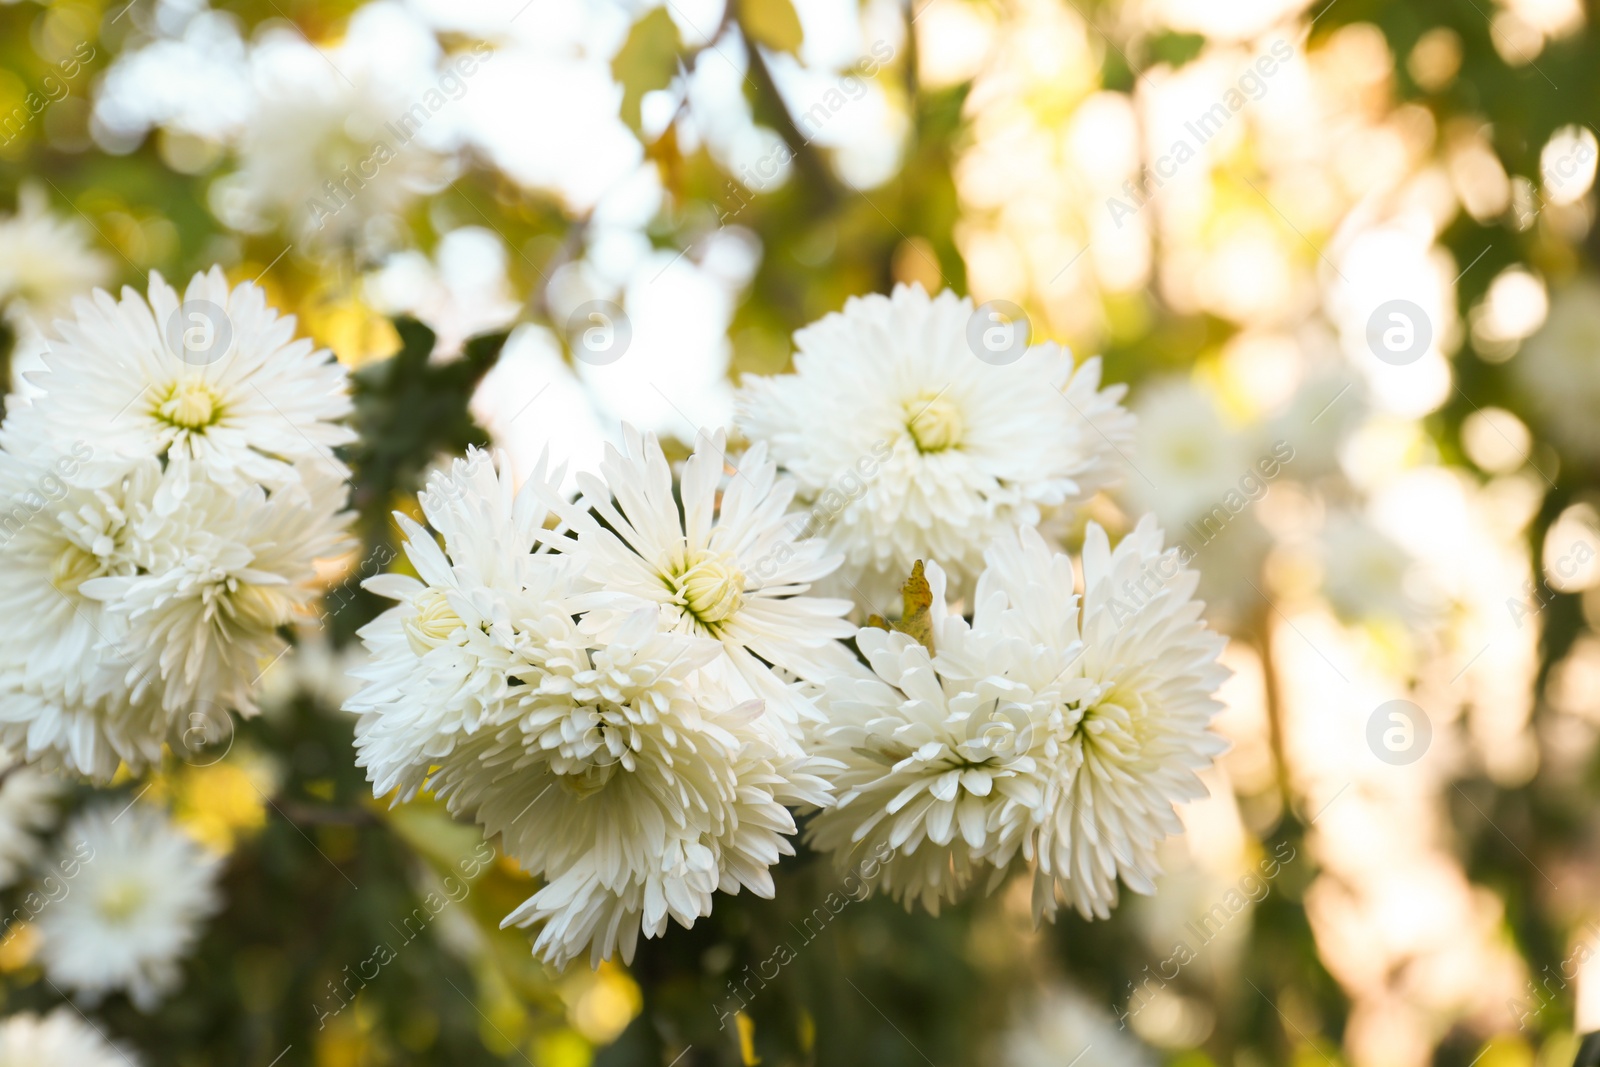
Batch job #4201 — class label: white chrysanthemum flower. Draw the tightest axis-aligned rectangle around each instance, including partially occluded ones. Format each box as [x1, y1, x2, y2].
[83, 459, 353, 718]
[736, 284, 1133, 603]
[1123, 377, 1253, 530]
[348, 448, 829, 968]
[0, 1009, 138, 1067]
[1264, 366, 1363, 482]
[0, 448, 349, 778]
[1030, 519, 1229, 919]
[1512, 276, 1600, 462]
[0, 184, 112, 323]
[1000, 986, 1154, 1067]
[7, 267, 354, 491]
[806, 519, 1228, 921]
[477, 608, 830, 969]
[541, 425, 859, 743]
[223, 7, 458, 244]
[37, 803, 222, 1011]
[1315, 511, 1422, 624]
[0, 454, 169, 779]
[0, 669, 168, 784]
[347, 448, 580, 797]
[0, 757, 63, 888]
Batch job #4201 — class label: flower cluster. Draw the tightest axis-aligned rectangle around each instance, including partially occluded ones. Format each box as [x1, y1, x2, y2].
[347, 437, 841, 967]
[0, 267, 354, 779]
[804, 520, 1228, 919]
[350, 283, 1229, 969]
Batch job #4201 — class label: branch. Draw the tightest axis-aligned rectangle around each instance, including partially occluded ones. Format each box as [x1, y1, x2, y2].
[276, 800, 382, 827]
[736, 27, 842, 211]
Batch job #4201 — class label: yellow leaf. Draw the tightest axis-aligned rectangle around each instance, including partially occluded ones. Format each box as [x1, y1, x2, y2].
[862, 562, 936, 652]
[612, 8, 682, 134]
[739, 0, 803, 54]
[894, 560, 935, 653]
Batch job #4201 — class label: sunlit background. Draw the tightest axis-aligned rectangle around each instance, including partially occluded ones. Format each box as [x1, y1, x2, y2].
[2, 0, 1599, 1063]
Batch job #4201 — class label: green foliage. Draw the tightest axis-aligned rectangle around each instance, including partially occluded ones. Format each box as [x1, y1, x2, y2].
[345, 322, 501, 547]
[738, 0, 805, 55]
[613, 8, 684, 135]
[1147, 31, 1207, 69]
[0, 697, 553, 1066]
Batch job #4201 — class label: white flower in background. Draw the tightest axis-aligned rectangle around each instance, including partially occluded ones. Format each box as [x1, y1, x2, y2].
[736, 284, 1132, 603]
[1264, 367, 1363, 481]
[542, 425, 860, 743]
[1177, 510, 1276, 632]
[0, 184, 111, 324]
[1512, 276, 1600, 463]
[257, 629, 368, 714]
[222, 5, 462, 244]
[365, 226, 522, 358]
[0, 757, 62, 888]
[348, 449, 830, 967]
[1315, 511, 1421, 625]
[1124, 377, 1253, 529]
[37, 803, 222, 1011]
[5, 267, 354, 491]
[807, 519, 1228, 921]
[468, 323, 612, 495]
[83, 459, 353, 717]
[1000, 985, 1154, 1067]
[0, 1009, 137, 1067]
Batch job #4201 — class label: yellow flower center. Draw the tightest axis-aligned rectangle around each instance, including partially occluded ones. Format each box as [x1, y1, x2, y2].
[1168, 438, 1209, 472]
[904, 392, 963, 453]
[672, 550, 745, 626]
[405, 587, 464, 655]
[156, 378, 223, 430]
[50, 543, 102, 595]
[95, 879, 148, 924]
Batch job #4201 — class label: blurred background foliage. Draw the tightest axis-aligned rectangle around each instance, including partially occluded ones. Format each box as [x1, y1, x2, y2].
[4, 0, 1600, 1064]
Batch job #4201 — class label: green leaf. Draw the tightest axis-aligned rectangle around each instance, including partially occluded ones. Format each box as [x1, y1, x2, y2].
[612, 7, 683, 134]
[385, 797, 492, 879]
[1147, 30, 1205, 69]
[739, 0, 804, 54]
[343, 318, 504, 642]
